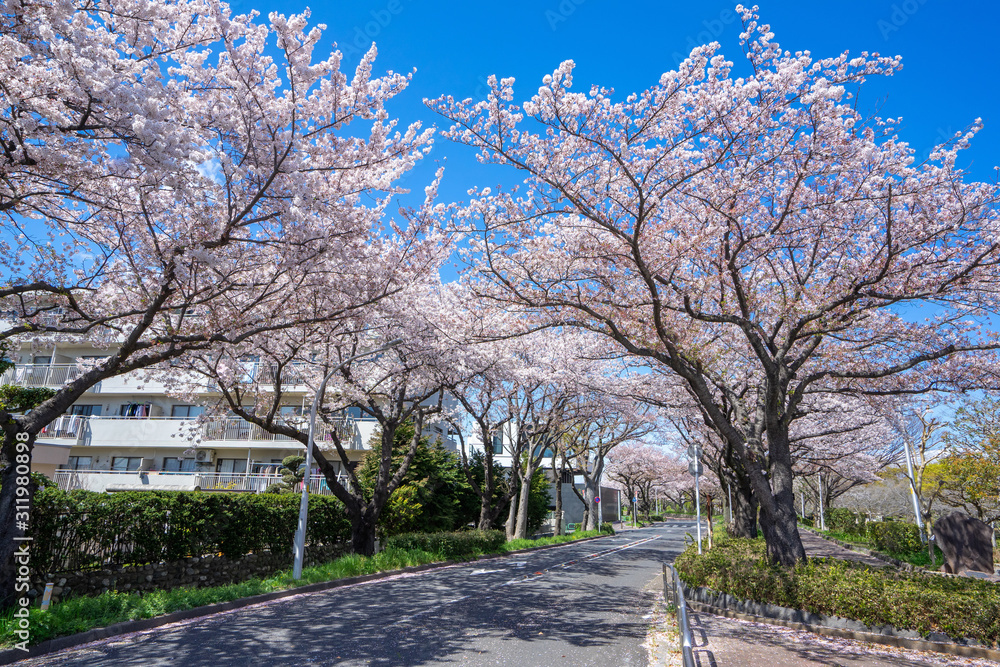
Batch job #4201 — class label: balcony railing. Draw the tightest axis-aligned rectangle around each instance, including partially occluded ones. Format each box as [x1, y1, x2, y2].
[38, 415, 88, 440]
[202, 417, 360, 446]
[53, 469, 346, 496]
[0, 364, 81, 387]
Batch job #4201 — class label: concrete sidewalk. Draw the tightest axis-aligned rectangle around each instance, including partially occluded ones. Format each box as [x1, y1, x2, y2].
[687, 611, 997, 667]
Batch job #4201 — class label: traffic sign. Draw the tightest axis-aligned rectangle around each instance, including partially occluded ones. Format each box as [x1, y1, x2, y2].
[594, 497, 600, 503]
[687, 444, 702, 460]
[688, 460, 704, 476]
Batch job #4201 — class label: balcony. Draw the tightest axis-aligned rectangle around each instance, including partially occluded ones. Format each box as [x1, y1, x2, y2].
[53, 469, 344, 495]
[0, 364, 210, 393]
[1, 364, 81, 388]
[39, 415, 367, 449]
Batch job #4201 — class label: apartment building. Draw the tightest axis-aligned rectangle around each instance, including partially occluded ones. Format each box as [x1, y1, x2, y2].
[5, 342, 455, 495]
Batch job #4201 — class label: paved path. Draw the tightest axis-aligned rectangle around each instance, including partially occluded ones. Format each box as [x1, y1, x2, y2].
[797, 529, 889, 568]
[687, 611, 998, 667]
[22, 523, 704, 667]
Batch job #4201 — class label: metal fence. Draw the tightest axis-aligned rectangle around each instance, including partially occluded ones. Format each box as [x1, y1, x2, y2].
[663, 563, 695, 667]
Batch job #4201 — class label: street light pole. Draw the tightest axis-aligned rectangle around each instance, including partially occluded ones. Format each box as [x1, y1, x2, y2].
[901, 436, 926, 542]
[292, 338, 403, 580]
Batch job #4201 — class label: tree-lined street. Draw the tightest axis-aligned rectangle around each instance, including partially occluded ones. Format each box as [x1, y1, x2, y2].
[21, 525, 701, 666]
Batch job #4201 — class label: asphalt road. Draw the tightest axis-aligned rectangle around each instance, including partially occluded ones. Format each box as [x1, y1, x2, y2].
[25, 523, 699, 667]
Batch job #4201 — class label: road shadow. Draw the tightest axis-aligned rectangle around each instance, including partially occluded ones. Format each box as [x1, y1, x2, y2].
[39, 536, 687, 666]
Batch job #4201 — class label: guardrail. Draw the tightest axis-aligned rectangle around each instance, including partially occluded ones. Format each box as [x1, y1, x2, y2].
[663, 563, 695, 667]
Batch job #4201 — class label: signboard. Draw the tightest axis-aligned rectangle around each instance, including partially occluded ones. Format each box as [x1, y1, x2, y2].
[594, 497, 600, 503]
[686, 444, 702, 460]
[688, 460, 704, 476]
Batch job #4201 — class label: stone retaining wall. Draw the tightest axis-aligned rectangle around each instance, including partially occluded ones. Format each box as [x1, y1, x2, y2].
[30, 544, 347, 605]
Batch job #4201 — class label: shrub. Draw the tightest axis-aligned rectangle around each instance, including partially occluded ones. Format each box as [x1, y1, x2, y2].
[825, 508, 867, 537]
[599, 522, 615, 535]
[675, 535, 1000, 647]
[30, 486, 351, 574]
[866, 520, 922, 555]
[383, 530, 506, 560]
[648, 514, 664, 522]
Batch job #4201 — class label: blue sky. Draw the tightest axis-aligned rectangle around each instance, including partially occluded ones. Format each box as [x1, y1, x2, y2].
[246, 0, 1000, 214]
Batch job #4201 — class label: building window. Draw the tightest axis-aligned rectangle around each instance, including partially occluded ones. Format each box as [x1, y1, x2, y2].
[163, 457, 197, 472]
[111, 457, 142, 471]
[171, 405, 204, 419]
[216, 459, 248, 474]
[119, 403, 151, 418]
[491, 435, 503, 455]
[66, 456, 92, 470]
[68, 405, 102, 416]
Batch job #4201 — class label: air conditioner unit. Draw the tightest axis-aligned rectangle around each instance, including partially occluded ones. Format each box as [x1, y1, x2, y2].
[195, 449, 216, 464]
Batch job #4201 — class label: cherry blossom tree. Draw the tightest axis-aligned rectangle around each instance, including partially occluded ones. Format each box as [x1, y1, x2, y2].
[606, 443, 675, 518]
[431, 6, 1000, 564]
[1, 0, 436, 605]
[559, 392, 656, 530]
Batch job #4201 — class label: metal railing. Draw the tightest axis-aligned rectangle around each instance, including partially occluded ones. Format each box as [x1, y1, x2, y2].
[53, 469, 349, 496]
[663, 563, 695, 667]
[38, 415, 88, 439]
[0, 364, 81, 387]
[201, 417, 358, 444]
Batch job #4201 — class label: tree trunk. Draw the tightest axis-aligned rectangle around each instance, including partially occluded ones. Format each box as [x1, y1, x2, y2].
[505, 484, 518, 540]
[513, 472, 533, 539]
[554, 467, 563, 536]
[728, 480, 759, 539]
[756, 427, 807, 566]
[350, 508, 378, 557]
[583, 476, 599, 530]
[477, 492, 495, 531]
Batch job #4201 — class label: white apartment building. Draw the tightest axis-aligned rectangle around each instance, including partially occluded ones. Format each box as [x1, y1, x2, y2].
[5, 342, 456, 496]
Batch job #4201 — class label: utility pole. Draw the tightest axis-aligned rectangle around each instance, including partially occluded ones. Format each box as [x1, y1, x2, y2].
[901, 435, 926, 543]
[687, 444, 703, 554]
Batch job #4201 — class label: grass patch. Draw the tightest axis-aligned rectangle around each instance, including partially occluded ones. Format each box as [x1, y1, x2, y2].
[1, 526, 616, 648]
[676, 534, 1000, 647]
[0, 546, 441, 648]
[503, 527, 609, 551]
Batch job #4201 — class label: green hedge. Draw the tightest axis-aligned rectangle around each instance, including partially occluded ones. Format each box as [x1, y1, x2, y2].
[822, 509, 922, 555]
[383, 530, 506, 560]
[866, 520, 922, 555]
[825, 508, 867, 537]
[675, 535, 1000, 646]
[31, 487, 351, 573]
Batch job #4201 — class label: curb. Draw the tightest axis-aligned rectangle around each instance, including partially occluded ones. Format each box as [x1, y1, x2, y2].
[681, 582, 1000, 662]
[0, 532, 616, 664]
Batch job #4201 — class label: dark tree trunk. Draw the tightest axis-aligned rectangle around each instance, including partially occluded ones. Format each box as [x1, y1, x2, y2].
[757, 426, 807, 566]
[554, 464, 563, 536]
[729, 485, 759, 538]
[350, 508, 378, 557]
[477, 492, 496, 531]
